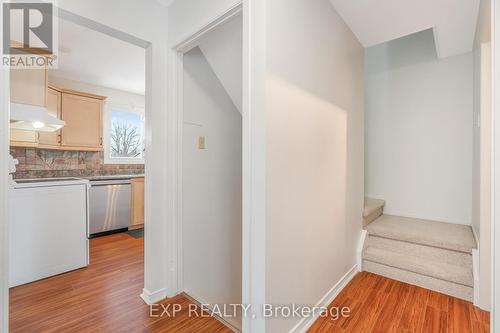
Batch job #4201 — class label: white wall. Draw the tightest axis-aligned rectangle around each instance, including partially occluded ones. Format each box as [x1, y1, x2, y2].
[55, 0, 171, 302]
[472, 0, 492, 311]
[365, 29, 474, 225]
[48, 76, 145, 110]
[265, 0, 364, 331]
[182, 47, 242, 329]
[168, 0, 241, 47]
[57, 0, 168, 41]
[199, 14, 243, 113]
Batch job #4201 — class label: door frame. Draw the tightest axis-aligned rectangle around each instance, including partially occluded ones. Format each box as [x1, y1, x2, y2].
[169, 2, 242, 295]
[0, 3, 10, 332]
[166, 1, 267, 332]
[0, 6, 156, 332]
[493, 0, 499, 330]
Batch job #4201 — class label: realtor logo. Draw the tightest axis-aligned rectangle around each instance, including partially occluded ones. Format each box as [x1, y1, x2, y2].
[2, 1, 58, 69]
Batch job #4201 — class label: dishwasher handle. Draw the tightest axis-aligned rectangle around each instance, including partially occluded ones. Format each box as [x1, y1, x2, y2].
[89, 179, 132, 186]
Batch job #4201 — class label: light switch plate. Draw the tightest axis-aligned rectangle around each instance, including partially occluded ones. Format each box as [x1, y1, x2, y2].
[198, 136, 206, 150]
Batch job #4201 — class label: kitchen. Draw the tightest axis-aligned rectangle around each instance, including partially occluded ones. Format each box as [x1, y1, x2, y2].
[7, 14, 147, 326]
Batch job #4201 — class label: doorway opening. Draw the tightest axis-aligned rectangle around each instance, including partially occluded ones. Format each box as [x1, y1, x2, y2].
[7, 7, 152, 332]
[361, 21, 491, 315]
[176, 11, 243, 332]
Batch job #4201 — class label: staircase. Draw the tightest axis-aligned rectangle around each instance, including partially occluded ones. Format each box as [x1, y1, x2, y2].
[361, 198, 477, 301]
[363, 197, 385, 226]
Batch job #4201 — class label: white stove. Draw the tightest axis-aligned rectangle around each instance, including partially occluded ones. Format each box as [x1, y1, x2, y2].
[9, 175, 89, 287]
[12, 177, 89, 188]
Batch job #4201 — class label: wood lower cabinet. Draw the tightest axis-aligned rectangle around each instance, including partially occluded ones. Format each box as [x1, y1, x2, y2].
[60, 92, 104, 151]
[130, 177, 145, 229]
[37, 87, 62, 149]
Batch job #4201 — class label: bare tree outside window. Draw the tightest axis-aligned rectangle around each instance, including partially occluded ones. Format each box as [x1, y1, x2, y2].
[106, 109, 145, 163]
[110, 121, 143, 158]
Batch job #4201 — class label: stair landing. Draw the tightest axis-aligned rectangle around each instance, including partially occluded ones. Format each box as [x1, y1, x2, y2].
[365, 215, 476, 253]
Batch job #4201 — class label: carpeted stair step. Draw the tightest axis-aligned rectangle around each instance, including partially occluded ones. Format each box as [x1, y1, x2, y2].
[363, 198, 385, 226]
[363, 260, 473, 301]
[363, 246, 473, 287]
[365, 235, 472, 268]
[365, 215, 476, 253]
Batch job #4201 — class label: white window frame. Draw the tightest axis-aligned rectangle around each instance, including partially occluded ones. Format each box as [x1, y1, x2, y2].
[103, 102, 145, 165]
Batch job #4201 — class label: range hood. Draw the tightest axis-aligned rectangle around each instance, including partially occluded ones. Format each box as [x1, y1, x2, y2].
[10, 103, 66, 132]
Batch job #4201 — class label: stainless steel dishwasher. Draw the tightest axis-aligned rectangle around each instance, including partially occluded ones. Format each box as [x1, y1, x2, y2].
[88, 178, 131, 237]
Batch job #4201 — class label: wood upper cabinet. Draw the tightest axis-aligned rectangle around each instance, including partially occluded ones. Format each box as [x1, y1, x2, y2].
[10, 67, 48, 107]
[9, 67, 48, 147]
[60, 92, 104, 151]
[9, 75, 106, 151]
[130, 177, 145, 228]
[37, 87, 62, 148]
[10, 129, 38, 147]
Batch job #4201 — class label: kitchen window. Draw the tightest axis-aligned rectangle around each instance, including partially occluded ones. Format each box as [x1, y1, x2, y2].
[104, 105, 145, 164]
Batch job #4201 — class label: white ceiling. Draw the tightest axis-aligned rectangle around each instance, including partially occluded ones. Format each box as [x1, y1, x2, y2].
[46, 0, 479, 97]
[52, 18, 146, 95]
[329, 0, 480, 58]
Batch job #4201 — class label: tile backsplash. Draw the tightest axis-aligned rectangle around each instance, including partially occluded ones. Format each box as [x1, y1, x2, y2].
[10, 147, 144, 179]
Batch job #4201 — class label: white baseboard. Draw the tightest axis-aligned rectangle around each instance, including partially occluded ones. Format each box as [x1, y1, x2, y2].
[140, 287, 167, 305]
[289, 264, 358, 333]
[472, 248, 480, 306]
[472, 248, 490, 310]
[357, 230, 368, 272]
[471, 226, 479, 247]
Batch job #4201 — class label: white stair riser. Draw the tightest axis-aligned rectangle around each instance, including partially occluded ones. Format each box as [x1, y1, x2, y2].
[363, 260, 473, 302]
[366, 235, 472, 267]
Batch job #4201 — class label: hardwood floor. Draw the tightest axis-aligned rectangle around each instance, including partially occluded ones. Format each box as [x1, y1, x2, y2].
[307, 271, 490, 333]
[9, 233, 232, 333]
[10, 234, 490, 333]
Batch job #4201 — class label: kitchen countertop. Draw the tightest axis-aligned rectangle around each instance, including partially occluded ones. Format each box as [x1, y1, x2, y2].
[11, 174, 144, 188]
[83, 174, 145, 181]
